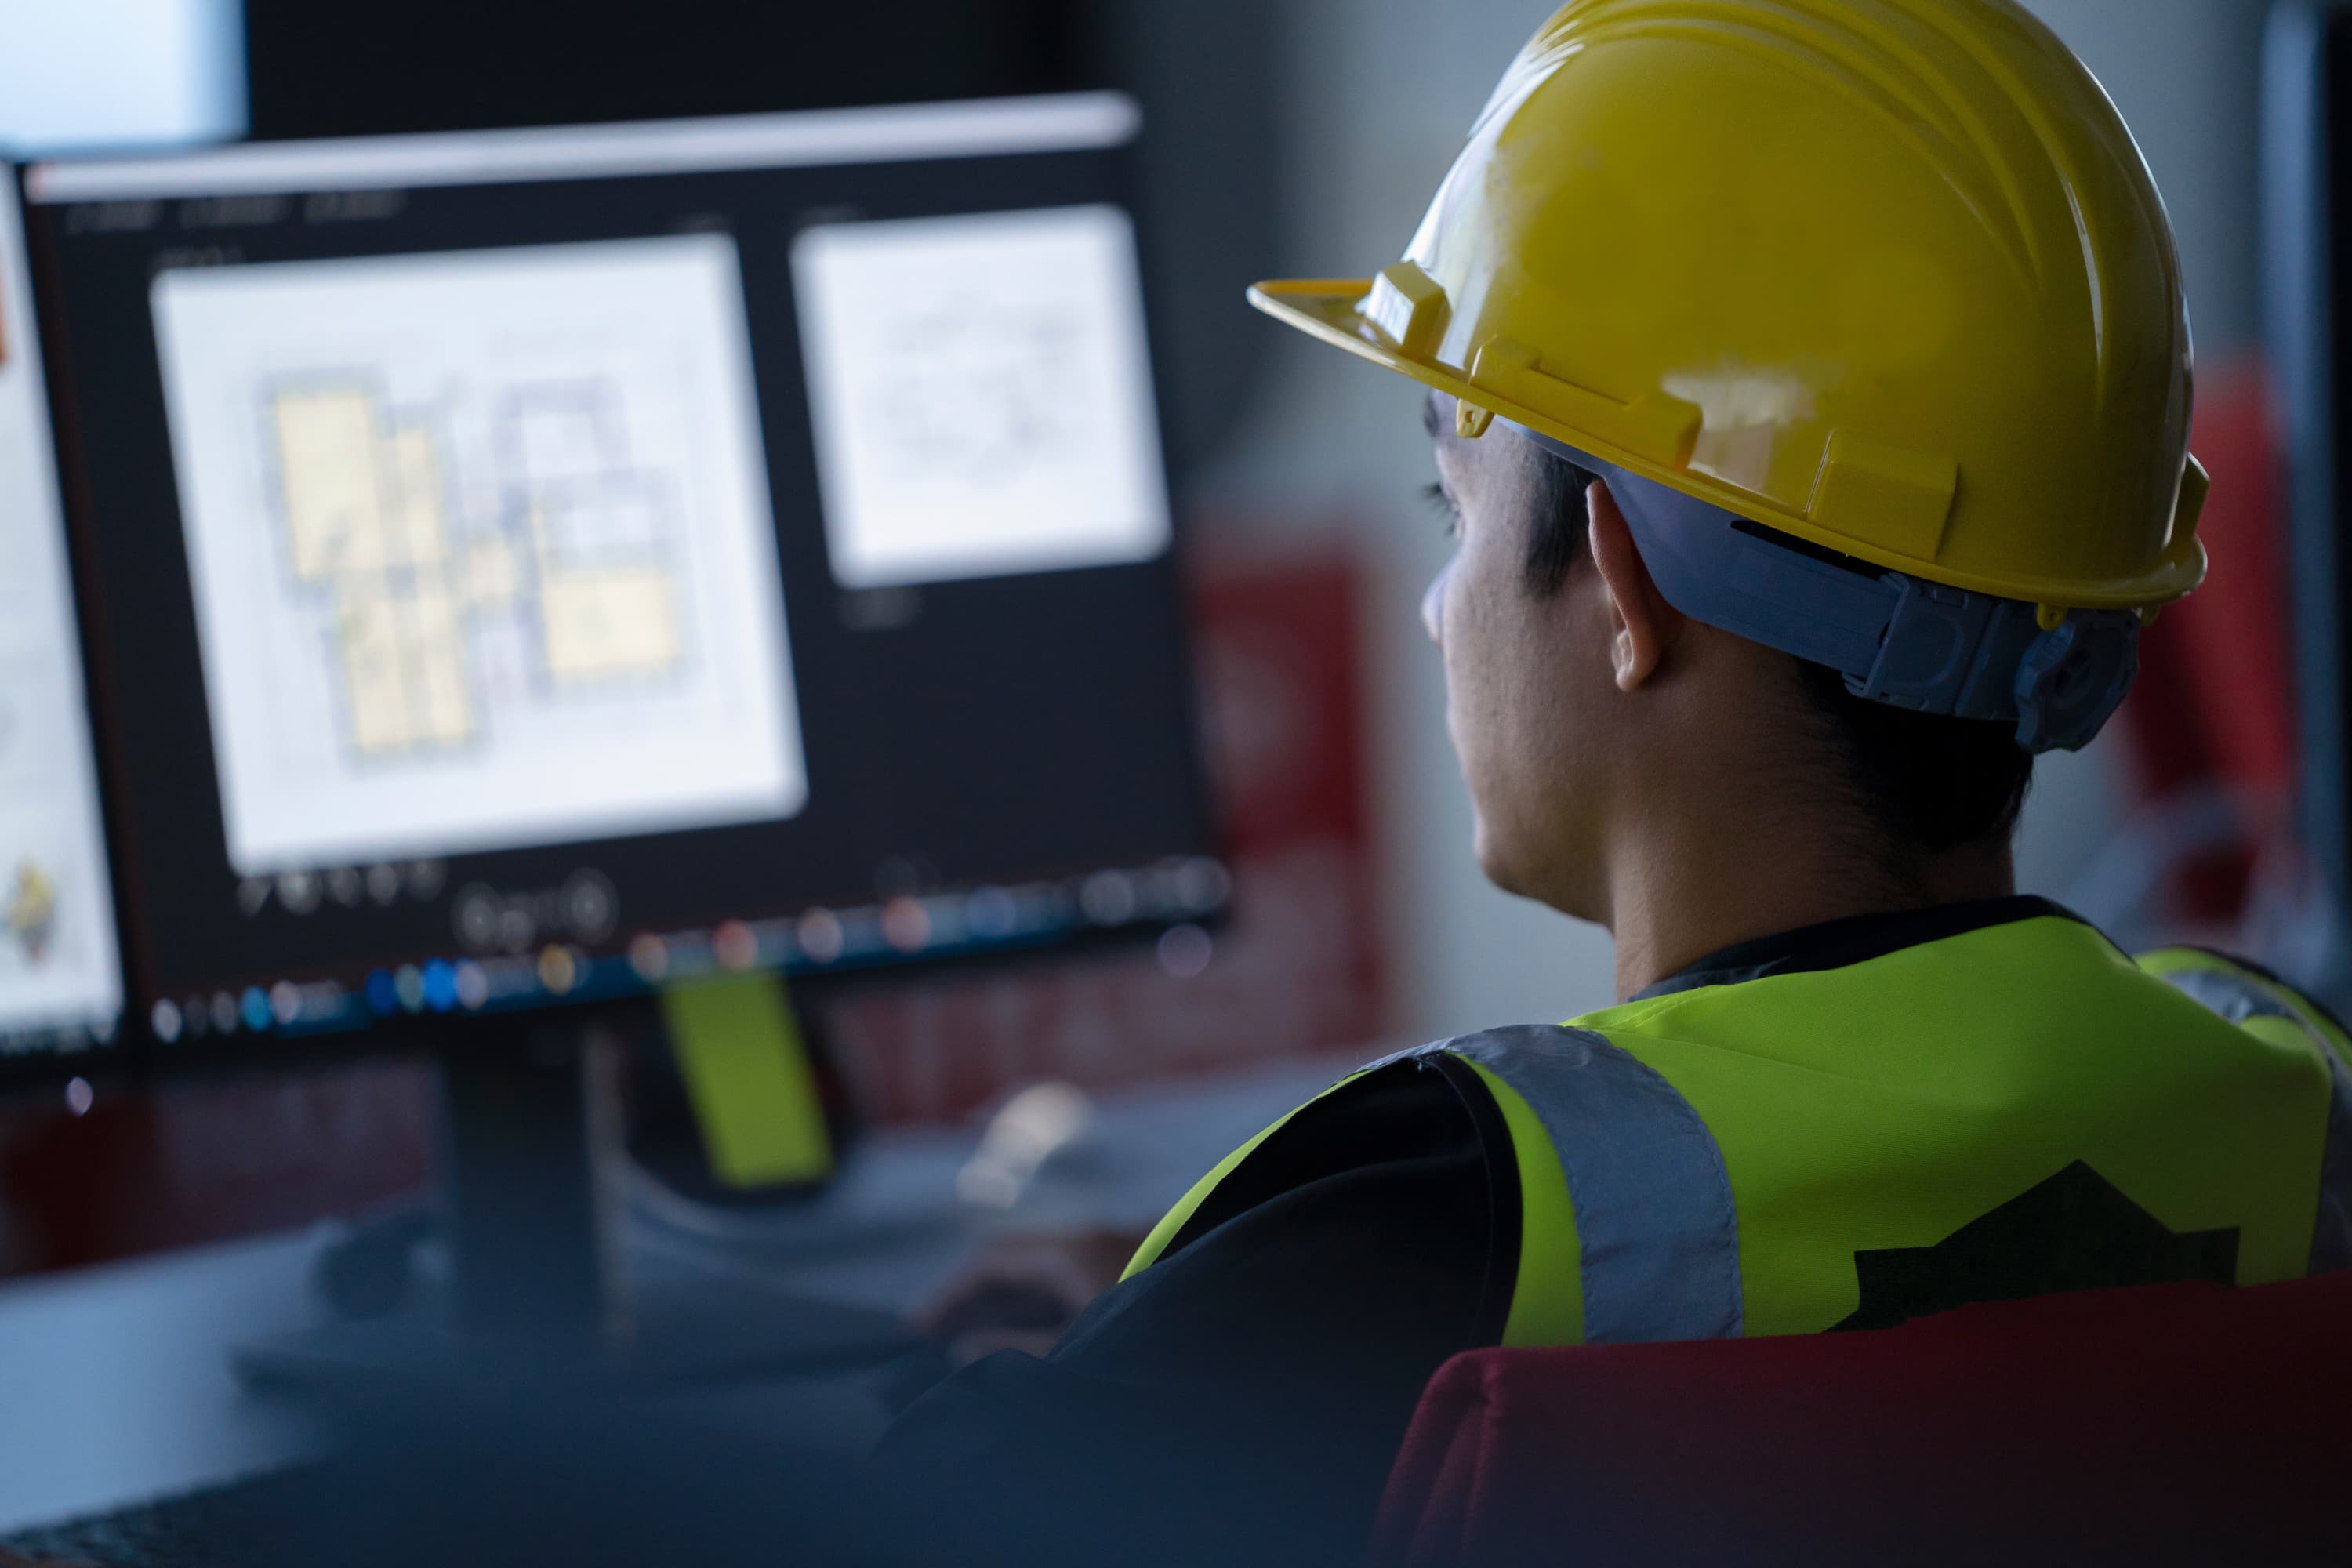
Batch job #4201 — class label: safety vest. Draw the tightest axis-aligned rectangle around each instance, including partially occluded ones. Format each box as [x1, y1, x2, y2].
[1126, 906, 2352, 1344]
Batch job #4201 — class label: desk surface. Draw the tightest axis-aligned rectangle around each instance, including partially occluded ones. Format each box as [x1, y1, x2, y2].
[0, 1231, 331, 1533]
[0, 1051, 1363, 1534]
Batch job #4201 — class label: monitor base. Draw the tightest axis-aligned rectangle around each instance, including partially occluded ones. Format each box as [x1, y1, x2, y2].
[235, 1010, 934, 1411]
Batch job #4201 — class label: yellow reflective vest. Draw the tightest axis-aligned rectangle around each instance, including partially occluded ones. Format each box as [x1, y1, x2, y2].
[1127, 901, 2352, 1344]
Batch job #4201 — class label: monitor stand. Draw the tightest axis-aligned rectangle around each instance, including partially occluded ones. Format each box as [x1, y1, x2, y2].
[232, 1011, 925, 1407]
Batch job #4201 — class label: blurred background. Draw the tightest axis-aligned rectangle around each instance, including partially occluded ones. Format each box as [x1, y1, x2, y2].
[0, 0, 2303, 1279]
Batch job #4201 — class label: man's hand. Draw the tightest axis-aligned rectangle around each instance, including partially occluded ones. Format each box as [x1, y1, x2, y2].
[913, 1229, 1143, 1367]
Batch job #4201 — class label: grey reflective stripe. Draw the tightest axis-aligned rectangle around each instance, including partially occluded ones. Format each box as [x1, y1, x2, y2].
[1440, 1024, 1744, 1343]
[2158, 966, 2352, 1273]
[2159, 967, 2298, 1025]
[1363, 1038, 1453, 1076]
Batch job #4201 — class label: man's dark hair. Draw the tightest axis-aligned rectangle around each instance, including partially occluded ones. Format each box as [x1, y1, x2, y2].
[1524, 445, 2034, 857]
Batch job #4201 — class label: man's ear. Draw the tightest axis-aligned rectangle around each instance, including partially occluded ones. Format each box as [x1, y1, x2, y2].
[1586, 479, 1682, 691]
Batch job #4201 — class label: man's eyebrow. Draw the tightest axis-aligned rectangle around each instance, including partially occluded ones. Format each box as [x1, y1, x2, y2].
[1421, 392, 1446, 439]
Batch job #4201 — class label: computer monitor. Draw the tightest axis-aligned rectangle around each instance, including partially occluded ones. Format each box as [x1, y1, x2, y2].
[0, 174, 127, 1077]
[23, 93, 1224, 1069]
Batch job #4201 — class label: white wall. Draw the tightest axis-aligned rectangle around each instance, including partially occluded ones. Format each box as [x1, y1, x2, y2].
[1199, 0, 2270, 1040]
[0, 0, 246, 154]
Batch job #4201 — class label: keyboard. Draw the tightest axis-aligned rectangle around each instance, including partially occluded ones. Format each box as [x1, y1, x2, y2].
[1, 1468, 318, 1567]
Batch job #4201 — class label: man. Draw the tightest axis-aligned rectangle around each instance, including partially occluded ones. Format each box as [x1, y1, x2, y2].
[877, 0, 2352, 1559]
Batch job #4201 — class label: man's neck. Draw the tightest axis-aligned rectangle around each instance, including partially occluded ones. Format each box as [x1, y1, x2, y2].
[1602, 830, 2016, 1003]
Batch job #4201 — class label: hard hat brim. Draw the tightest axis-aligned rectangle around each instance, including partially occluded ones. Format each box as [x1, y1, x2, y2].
[1248, 279, 2208, 612]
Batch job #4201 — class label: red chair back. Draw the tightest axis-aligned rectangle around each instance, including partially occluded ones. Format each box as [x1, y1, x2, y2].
[1370, 1276, 2352, 1566]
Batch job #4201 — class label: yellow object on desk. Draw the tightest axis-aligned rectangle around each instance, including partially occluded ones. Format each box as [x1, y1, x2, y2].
[659, 974, 833, 1189]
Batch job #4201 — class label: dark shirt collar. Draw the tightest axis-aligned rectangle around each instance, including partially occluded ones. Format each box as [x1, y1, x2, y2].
[1631, 895, 2088, 1003]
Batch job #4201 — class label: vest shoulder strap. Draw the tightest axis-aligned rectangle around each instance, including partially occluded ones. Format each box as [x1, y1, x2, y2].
[1432, 1025, 1744, 1345]
[2138, 948, 2352, 1274]
[1121, 1028, 1747, 1347]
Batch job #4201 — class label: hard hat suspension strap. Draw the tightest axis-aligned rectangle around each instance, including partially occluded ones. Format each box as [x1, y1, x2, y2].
[1501, 421, 2138, 753]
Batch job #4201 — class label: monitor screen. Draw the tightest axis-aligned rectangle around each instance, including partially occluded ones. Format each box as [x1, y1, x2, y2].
[0, 177, 127, 1065]
[23, 95, 1222, 1054]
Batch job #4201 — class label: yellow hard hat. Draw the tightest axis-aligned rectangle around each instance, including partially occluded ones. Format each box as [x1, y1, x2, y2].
[1251, 0, 2205, 615]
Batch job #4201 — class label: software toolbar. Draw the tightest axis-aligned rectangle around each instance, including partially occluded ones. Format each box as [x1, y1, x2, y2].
[146, 855, 1230, 1043]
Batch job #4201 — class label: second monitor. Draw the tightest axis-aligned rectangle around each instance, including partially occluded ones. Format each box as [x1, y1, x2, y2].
[27, 93, 1223, 1057]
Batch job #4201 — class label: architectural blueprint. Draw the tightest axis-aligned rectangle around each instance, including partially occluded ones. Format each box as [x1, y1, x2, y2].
[154, 235, 806, 875]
